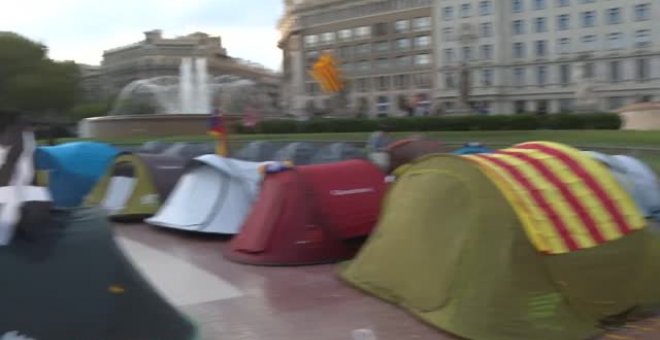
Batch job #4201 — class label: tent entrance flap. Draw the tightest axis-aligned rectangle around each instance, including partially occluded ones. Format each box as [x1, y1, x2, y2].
[150, 166, 224, 229]
[101, 177, 137, 214]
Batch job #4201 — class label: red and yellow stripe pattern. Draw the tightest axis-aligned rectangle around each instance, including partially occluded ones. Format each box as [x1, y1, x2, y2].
[309, 53, 344, 93]
[463, 141, 645, 255]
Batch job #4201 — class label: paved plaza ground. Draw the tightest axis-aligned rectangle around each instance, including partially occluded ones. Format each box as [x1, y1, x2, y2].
[116, 223, 660, 340]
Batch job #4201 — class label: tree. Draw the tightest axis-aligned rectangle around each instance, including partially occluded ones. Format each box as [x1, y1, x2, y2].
[0, 32, 81, 118]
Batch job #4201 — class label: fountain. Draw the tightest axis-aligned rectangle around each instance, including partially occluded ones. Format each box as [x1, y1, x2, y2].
[79, 57, 274, 139]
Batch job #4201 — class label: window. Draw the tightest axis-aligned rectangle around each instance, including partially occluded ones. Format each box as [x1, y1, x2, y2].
[513, 67, 526, 86]
[394, 74, 410, 89]
[356, 79, 370, 92]
[444, 48, 455, 63]
[376, 58, 389, 69]
[356, 44, 371, 55]
[306, 51, 319, 61]
[376, 95, 390, 112]
[480, 45, 493, 60]
[635, 4, 651, 21]
[513, 42, 525, 58]
[479, 1, 493, 15]
[395, 38, 410, 50]
[606, 8, 622, 25]
[584, 62, 594, 78]
[558, 38, 571, 54]
[442, 6, 454, 20]
[606, 32, 624, 49]
[357, 60, 369, 71]
[512, 0, 524, 13]
[445, 72, 456, 88]
[414, 36, 431, 49]
[397, 55, 412, 68]
[463, 46, 473, 60]
[608, 97, 625, 110]
[557, 0, 570, 7]
[460, 4, 472, 17]
[557, 14, 570, 30]
[535, 17, 547, 32]
[537, 66, 547, 86]
[636, 58, 650, 81]
[635, 29, 652, 48]
[320, 32, 335, 44]
[481, 69, 493, 86]
[535, 40, 547, 57]
[515, 101, 527, 114]
[513, 20, 525, 35]
[338, 29, 352, 41]
[582, 11, 596, 27]
[442, 27, 454, 37]
[373, 23, 389, 36]
[414, 54, 431, 66]
[375, 41, 389, 52]
[559, 64, 571, 85]
[338, 47, 350, 59]
[414, 74, 432, 88]
[581, 35, 597, 51]
[413, 17, 432, 31]
[304, 35, 318, 47]
[394, 20, 410, 33]
[559, 99, 575, 113]
[533, 0, 546, 10]
[355, 26, 371, 38]
[480, 23, 493, 37]
[376, 77, 389, 91]
[609, 60, 622, 82]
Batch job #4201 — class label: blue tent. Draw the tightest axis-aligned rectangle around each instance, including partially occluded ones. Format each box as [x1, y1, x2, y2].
[35, 142, 119, 208]
[452, 142, 493, 155]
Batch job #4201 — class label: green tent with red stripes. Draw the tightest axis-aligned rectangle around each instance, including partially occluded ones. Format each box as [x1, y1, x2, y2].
[341, 141, 660, 340]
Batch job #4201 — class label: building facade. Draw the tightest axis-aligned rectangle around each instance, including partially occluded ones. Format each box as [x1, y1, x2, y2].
[279, 0, 435, 118]
[435, 0, 660, 114]
[100, 30, 281, 112]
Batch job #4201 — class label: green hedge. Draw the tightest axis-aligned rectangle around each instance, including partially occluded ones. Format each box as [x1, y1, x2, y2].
[234, 113, 622, 134]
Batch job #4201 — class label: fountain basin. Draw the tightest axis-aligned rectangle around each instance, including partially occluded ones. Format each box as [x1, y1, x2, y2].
[79, 114, 218, 139]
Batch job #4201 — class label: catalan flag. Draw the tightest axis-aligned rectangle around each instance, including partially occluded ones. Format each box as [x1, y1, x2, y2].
[463, 141, 645, 255]
[309, 53, 343, 94]
[208, 108, 229, 157]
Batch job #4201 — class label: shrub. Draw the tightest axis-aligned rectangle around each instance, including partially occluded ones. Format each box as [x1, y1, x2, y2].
[245, 113, 621, 134]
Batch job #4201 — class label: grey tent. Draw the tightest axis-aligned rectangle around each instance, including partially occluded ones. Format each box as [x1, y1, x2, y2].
[139, 140, 172, 154]
[310, 142, 365, 164]
[0, 114, 197, 340]
[235, 141, 281, 162]
[273, 142, 317, 165]
[162, 142, 215, 160]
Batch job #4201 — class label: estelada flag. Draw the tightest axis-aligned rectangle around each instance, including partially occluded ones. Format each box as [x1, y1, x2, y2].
[208, 108, 228, 156]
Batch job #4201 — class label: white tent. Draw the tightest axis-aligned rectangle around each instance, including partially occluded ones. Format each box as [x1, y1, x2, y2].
[584, 151, 660, 219]
[145, 155, 270, 234]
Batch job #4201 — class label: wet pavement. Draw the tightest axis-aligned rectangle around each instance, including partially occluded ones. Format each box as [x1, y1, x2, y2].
[115, 223, 660, 340]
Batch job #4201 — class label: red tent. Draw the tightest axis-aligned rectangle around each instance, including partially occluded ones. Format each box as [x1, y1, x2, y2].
[224, 160, 387, 266]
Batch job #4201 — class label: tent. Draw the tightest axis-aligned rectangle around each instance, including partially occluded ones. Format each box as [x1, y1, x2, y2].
[386, 137, 444, 173]
[0, 115, 196, 339]
[146, 155, 271, 234]
[341, 141, 660, 340]
[225, 160, 387, 266]
[139, 140, 172, 153]
[161, 142, 215, 160]
[452, 142, 493, 155]
[235, 141, 281, 162]
[310, 142, 365, 164]
[85, 152, 187, 219]
[34, 142, 119, 208]
[585, 151, 660, 220]
[273, 142, 317, 165]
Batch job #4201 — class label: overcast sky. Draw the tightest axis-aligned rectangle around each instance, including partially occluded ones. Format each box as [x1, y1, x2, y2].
[0, 0, 284, 70]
